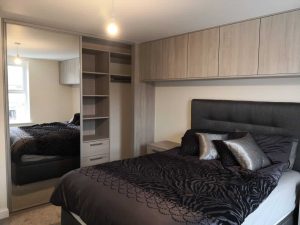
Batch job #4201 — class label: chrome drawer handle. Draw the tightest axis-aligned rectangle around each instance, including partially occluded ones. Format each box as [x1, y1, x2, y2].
[90, 143, 103, 147]
[89, 156, 103, 161]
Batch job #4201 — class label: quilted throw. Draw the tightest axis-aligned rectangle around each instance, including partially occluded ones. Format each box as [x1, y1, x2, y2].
[51, 150, 284, 225]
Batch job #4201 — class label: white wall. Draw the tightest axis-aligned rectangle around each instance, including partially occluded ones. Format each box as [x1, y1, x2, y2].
[71, 85, 80, 115]
[0, 18, 9, 219]
[28, 58, 79, 124]
[155, 77, 300, 143]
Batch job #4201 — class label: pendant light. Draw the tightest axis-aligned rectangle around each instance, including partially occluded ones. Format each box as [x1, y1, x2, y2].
[14, 42, 22, 65]
[106, 0, 119, 37]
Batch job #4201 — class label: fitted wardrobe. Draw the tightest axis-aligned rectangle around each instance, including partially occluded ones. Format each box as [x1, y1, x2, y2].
[81, 37, 138, 166]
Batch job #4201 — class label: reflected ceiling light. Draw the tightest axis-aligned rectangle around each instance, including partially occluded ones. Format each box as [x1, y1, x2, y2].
[14, 42, 22, 65]
[106, 0, 119, 37]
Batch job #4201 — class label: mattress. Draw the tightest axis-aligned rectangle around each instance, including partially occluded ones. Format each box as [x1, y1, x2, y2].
[12, 155, 80, 185]
[66, 170, 300, 225]
[242, 170, 300, 225]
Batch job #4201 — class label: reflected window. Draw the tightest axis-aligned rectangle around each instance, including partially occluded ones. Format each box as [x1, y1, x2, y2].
[8, 63, 30, 124]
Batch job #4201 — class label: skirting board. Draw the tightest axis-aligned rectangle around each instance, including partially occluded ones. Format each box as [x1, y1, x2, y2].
[0, 208, 9, 220]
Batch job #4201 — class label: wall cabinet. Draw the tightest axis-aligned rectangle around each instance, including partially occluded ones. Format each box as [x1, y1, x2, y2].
[59, 57, 80, 85]
[187, 28, 219, 78]
[259, 10, 300, 75]
[140, 40, 163, 80]
[139, 10, 300, 81]
[162, 34, 188, 79]
[219, 19, 260, 77]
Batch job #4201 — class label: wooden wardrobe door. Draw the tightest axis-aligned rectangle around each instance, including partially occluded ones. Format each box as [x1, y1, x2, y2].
[188, 28, 219, 78]
[219, 19, 260, 76]
[162, 34, 188, 79]
[139, 42, 151, 81]
[259, 10, 300, 75]
[149, 40, 163, 80]
[140, 40, 163, 81]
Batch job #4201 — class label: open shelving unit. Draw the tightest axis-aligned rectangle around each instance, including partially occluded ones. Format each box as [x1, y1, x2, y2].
[82, 46, 110, 142]
[81, 36, 133, 167]
[110, 52, 132, 82]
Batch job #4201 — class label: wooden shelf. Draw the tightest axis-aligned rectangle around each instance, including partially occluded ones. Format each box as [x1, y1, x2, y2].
[83, 116, 109, 120]
[83, 71, 108, 76]
[110, 73, 131, 77]
[83, 119, 109, 142]
[83, 135, 109, 142]
[82, 74, 109, 96]
[82, 95, 109, 97]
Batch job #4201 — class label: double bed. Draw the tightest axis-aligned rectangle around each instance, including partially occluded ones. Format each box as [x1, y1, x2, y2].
[10, 122, 80, 185]
[51, 100, 300, 225]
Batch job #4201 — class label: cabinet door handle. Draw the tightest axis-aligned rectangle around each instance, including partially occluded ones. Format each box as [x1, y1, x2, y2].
[89, 156, 103, 161]
[90, 143, 103, 147]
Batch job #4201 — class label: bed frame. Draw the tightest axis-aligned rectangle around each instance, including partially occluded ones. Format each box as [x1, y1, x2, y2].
[61, 99, 300, 225]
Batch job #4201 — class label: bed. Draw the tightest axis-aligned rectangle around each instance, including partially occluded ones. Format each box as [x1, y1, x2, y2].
[10, 122, 80, 185]
[51, 100, 300, 225]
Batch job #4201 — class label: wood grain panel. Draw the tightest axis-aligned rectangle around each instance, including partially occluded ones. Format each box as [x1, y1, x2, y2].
[188, 28, 219, 77]
[219, 19, 260, 76]
[162, 34, 188, 79]
[139, 40, 163, 81]
[133, 45, 155, 155]
[259, 10, 300, 75]
[139, 42, 151, 80]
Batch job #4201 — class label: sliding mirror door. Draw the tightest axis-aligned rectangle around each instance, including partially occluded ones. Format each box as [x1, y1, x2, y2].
[5, 23, 81, 212]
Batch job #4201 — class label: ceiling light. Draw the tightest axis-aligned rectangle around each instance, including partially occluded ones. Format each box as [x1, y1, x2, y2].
[106, 0, 119, 37]
[14, 42, 22, 65]
[106, 19, 119, 37]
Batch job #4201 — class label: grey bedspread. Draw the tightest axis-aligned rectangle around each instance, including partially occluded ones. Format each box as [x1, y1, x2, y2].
[10, 122, 80, 163]
[51, 149, 284, 225]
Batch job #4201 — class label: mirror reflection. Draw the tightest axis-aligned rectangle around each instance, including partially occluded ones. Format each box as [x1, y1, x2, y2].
[6, 23, 80, 212]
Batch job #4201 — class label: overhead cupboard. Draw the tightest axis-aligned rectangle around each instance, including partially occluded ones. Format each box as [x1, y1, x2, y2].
[140, 9, 300, 81]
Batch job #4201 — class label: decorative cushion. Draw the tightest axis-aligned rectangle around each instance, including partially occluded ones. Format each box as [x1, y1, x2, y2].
[224, 133, 271, 171]
[197, 133, 228, 160]
[213, 140, 239, 167]
[179, 129, 229, 156]
[230, 131, 298, 169]
[179, 129, 200, 156]
[252, 134, 298, 166]
[69, 113, 80, 126]
[289, 140, 299, 169]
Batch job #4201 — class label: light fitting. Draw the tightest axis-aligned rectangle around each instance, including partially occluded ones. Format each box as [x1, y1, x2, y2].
[14, 42, 22, 65]
[106, 0, 119, 37]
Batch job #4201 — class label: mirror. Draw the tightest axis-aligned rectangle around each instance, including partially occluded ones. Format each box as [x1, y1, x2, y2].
[6, 23, 80, 212]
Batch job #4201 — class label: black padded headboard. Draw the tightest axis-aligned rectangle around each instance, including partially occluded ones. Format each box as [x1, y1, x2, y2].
[191, 99, 300, 171]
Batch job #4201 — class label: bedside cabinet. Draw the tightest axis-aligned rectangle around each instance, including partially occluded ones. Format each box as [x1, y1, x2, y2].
[81, 139, 110, 167]
[147, 141, 180, 154]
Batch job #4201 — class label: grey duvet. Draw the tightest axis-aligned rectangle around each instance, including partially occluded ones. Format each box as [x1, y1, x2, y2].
[51, 149, 284, 225]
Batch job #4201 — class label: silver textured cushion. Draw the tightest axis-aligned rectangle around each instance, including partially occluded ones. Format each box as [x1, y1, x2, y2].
[197, 133, 228, 160]
[224, 134, 271, 171]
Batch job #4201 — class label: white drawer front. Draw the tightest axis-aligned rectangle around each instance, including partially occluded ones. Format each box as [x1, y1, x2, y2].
[81, 154, 109, 167]
[82, 140, 109, 157]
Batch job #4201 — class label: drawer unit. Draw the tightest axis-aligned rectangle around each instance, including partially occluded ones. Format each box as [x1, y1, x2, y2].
[82, 139, 109, 157]
[81, 154, 109, 167]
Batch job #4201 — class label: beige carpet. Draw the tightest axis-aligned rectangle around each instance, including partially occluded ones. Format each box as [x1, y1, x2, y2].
[0, 204, 60, 225]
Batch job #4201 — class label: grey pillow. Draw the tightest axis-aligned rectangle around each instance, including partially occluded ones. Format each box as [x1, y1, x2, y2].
[289, 140, 299, 169]
[197, 133, 228, 160]
[224, 133, 271, 171]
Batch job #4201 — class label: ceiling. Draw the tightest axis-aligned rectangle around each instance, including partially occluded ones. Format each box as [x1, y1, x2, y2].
[6, 24, 80, 61]
[0, 0, 300, 43]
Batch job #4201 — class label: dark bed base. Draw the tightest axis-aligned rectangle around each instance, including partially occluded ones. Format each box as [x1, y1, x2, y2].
[61, 208, 83, 225]
[60, 207, 296, 225]
[12, 156, 80, 185]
